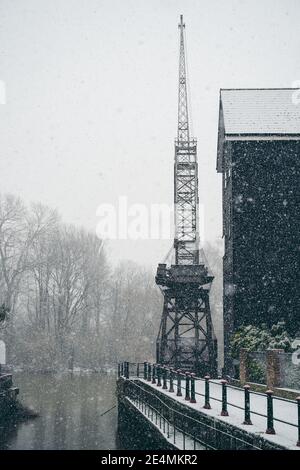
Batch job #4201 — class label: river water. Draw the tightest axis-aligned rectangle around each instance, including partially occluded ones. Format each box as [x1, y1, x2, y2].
[0, 372, 118, 450]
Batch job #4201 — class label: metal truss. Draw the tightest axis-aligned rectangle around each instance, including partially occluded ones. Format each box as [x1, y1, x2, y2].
[156, 16, 217, 376]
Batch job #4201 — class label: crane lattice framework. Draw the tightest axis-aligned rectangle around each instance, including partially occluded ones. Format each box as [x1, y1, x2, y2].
[155, 15, 217, 376]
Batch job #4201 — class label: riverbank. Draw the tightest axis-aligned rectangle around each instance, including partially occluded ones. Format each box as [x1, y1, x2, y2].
[0, 372, 19, 420]
[5, 365, 117, 375]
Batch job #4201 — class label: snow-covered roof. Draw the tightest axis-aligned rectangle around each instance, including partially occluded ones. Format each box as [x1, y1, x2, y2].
[217, 88, 300, 172]
[221, 88, 300, 135]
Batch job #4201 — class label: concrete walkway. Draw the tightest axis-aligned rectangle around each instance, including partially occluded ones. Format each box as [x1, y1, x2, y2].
[139, 377, 299, 450]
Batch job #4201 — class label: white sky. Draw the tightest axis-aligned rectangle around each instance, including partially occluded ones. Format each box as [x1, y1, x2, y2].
[1, 0, 299, 267]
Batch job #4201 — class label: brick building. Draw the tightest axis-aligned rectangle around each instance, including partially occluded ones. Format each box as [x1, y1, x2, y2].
[216, 89, 300, 372]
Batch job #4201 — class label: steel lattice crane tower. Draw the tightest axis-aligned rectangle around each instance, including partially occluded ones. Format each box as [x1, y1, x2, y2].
[155, 15, 217, 376]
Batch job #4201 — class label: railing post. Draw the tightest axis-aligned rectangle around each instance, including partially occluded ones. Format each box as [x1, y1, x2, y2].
[157, 364, 162, 387]
[147, 363, 151, 382]
[162, 366, 168, 389]
[169, 369, 174, 393]
[297, 396, 300, 447]
[221, 379, 229, 416]
[125, 361, 129, 379]
[121, 362, 124, 377]
[190, 373, 196, 403]
[243, 385, 252, 425]
[185, 373, 190, 401]
[266, 390, 275, 434]
[118, 363, 121, 377]
[156, 340, 160, 364]
[137, 363, 140, 378]
[143, 362, 147, 380]
[152, 364, 156, 384]
[203, 375, 211, 409]
[176, 369, 182, 397]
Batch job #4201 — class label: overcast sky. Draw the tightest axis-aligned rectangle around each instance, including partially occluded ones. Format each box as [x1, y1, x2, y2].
[1, 0, 299, 267]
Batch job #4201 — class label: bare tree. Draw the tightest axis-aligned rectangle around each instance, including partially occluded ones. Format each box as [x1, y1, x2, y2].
[0, 194, 28, 314]
[106, 261, 161, 363]
[0, 192, 162, 370]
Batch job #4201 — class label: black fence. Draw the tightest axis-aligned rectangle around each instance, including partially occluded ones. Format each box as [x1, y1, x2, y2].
[121, 377, 263, 450]
[118, 361, 300, 449]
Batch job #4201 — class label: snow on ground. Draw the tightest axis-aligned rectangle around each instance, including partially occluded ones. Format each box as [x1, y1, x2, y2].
[137, 377, 299, 450]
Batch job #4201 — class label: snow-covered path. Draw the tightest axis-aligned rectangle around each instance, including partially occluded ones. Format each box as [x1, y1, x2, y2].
[137, 377, 299, 450]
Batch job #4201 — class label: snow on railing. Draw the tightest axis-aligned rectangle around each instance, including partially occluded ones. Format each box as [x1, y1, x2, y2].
[123, 377, 262, 450]
[118, 361, 300, 448]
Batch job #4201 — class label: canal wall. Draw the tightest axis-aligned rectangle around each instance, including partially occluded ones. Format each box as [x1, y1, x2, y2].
[0, 373, 19, 422]
[118, 399, 177, 450]
[117, 377, 176, 450]
[117, 377, 287, 450]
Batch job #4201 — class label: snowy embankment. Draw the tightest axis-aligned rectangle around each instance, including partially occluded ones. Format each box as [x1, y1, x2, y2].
[9, 365, 117, 375]
[138, 377, 299, 450]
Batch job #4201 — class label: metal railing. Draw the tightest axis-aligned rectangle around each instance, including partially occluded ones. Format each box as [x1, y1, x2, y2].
[122, 377, 263, 450]
[118, 361, 300, 448]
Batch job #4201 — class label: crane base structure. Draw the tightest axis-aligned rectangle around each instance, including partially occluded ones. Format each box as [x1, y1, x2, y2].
[155, 263, 218, 377]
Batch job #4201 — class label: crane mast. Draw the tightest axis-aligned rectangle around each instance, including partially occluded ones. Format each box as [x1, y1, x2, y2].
[177, 15, 189, 143]
[155, 15, 217, 376]
[175, 14, 199, 265]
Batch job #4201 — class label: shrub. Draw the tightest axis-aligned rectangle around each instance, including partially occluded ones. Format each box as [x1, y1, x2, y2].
[231, 321, 293, 359]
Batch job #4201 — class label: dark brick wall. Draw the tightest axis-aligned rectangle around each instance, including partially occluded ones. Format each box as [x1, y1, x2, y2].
[223, 140, 299, 369]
